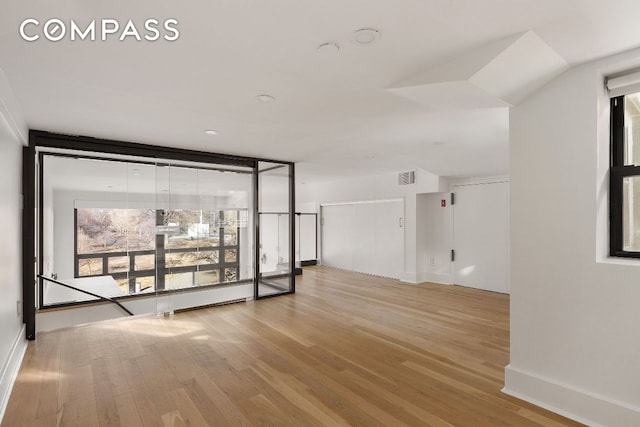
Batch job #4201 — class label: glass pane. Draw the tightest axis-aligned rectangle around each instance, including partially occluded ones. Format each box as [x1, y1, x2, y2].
[166, 250, 219, 268]
[225, 249, 237, 263]
[224, 268, 238, 282]
[75, 203, 156, 297]
[624, 94, 640, 166]
[164, 209, 220, 249]
[158, 165, 253, 297]
[76, 208, 155, 253]
[134, 254, 155, 271]
[115, 278, 129, 293]
[78, 258, 103, 276]
[40, 153, 254, 312]
[165, 272, 195, 290]
[108, 256, 129, 274]
[258, 161, 293, 297]
[623, 176, 640, 251]
[115, 276, 155, 294]
[42, 156, 135, 305]
[126, 163, 158, 297]
[195, 270, 220, 285]
[223, 210, 239, 245]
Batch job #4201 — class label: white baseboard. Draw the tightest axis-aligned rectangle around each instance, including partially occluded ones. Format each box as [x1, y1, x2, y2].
[415, 271, 452, 285]
[503, 364, 640, 427]
[400, 272, 419, 284]
[0, 325, 27, 423]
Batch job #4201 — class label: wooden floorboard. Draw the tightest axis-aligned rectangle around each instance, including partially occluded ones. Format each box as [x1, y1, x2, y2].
[2, 266, 584, 426]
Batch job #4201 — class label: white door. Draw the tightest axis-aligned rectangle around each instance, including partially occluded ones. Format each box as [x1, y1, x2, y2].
[452, 182, 509, 293]
[373, 201, 404, 278]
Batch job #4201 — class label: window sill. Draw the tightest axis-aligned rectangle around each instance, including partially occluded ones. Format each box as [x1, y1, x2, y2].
[597, 256, 640, 267]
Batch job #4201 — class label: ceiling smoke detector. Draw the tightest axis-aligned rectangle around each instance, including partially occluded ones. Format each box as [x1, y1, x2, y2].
[317, 42, 340, 54]
[352, 28, 381, 45]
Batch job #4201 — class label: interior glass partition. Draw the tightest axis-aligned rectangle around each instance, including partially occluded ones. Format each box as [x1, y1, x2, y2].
[42, 156, 140, 306]
[25, 131, 294, 338]
[257, 161, 294, 297]
[39, 152, 254, 313]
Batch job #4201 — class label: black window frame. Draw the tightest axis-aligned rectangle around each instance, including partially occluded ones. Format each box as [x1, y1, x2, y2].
[609, 95, 640, 257]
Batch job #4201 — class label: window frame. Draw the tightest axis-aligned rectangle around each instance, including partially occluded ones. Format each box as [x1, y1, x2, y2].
[609, 95, 640, 257]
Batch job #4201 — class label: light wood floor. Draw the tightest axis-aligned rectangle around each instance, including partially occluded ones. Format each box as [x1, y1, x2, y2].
[3, 266, 583, 426]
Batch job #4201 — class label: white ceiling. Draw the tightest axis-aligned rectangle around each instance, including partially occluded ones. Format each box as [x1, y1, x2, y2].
[2, 0, 640, 182]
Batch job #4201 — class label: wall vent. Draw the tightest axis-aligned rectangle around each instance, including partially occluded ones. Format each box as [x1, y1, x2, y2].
[398, 170, 416, 185]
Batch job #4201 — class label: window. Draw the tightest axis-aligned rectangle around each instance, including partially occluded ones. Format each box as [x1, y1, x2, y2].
[610, 92, 640, 256]
[75, 208, 242, 294]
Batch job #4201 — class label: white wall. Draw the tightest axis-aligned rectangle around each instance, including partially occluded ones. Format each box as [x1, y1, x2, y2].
[0, 92, 27, 420]
[0, 130, 24, 344]
[321, 200, 404, 279]
[300, 170, 508, 286]
[298, 168, 444, 282]
[505, 47, 640, 425]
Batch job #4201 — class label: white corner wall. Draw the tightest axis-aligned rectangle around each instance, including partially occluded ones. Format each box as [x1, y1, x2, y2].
[506, 47, 640, 426]
[0, 105, 27, 420]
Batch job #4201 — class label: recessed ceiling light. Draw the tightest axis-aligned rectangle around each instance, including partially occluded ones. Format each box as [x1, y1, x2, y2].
[256, 94, 276, 103]
[352, 28, 381, 45]
[317, 42, 340, 54]
[132, 169, 141, 176]
[204, 130, 218, 135]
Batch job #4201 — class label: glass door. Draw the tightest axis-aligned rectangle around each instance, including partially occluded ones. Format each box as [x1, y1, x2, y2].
[257, 161, 294, 297]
